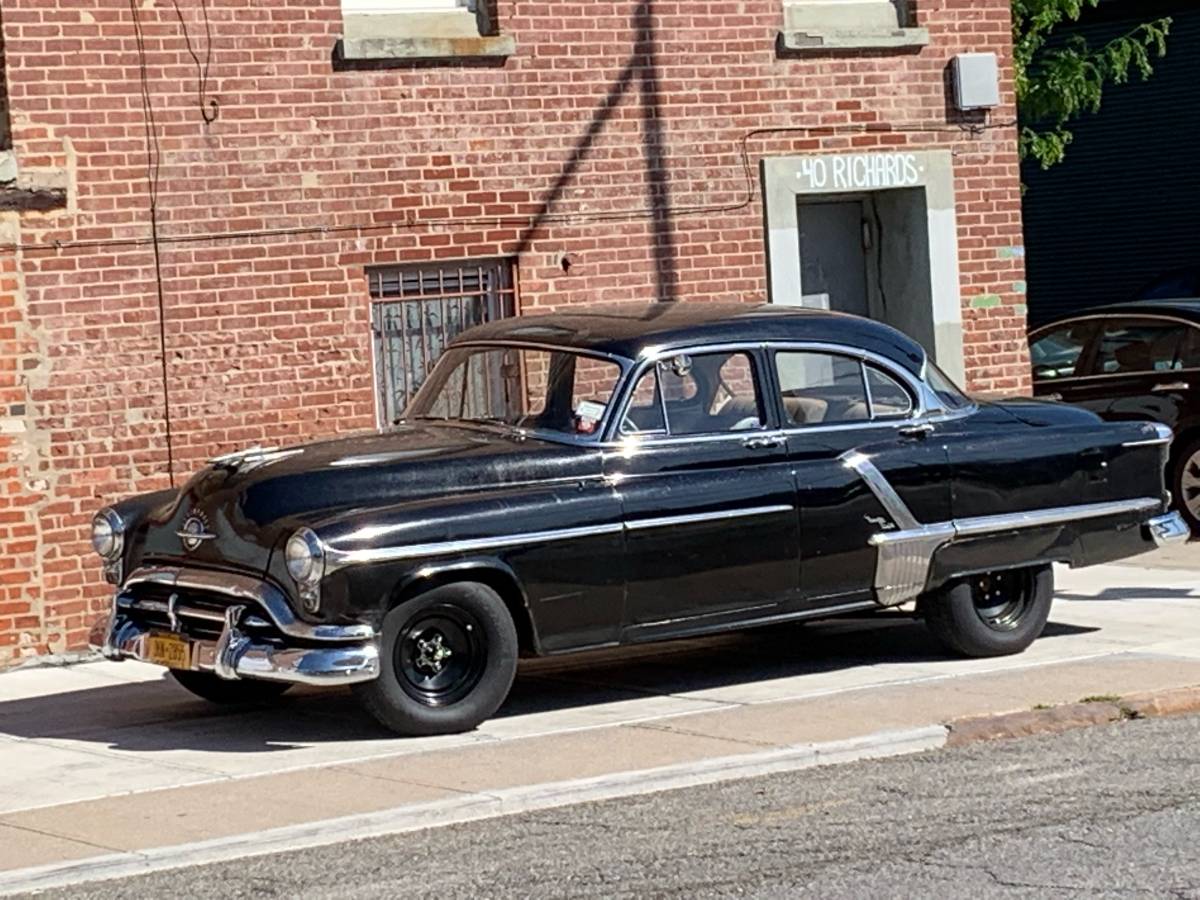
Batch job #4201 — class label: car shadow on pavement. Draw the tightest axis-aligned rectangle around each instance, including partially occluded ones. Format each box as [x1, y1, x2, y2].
[1057, 587, 1197, 602]
[0, 614, 1098, 754]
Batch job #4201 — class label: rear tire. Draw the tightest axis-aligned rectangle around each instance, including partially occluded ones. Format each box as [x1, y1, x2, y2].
[170, 670, 292, 705]
[921, 565, 1053, 658]
[352, 582, 518, 736]
[1171, 436, 1200, 535]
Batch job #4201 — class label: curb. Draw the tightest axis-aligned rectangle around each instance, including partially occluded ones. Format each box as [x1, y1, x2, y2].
[946, 684, 1200, 748]
[0, 725, 947, 897]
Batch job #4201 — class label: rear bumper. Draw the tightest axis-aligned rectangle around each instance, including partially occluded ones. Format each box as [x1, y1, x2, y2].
[89, 606, 380, 687]
[1146, 511, 1191, 548]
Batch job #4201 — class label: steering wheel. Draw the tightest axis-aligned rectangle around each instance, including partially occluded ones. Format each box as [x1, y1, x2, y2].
[731, 417, 760, 432]
[621, 414, 641, 435]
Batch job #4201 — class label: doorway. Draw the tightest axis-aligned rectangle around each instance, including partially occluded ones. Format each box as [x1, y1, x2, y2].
[763, 150, 965, 384]
[796, 190, 936, 355]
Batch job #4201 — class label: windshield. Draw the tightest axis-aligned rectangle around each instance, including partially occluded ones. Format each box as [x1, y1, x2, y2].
[405, 345, 625, 440]
[924, 360, 973, 411]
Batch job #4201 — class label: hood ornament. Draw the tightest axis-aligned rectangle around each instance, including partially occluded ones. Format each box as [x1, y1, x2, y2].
[176, 513, 217, 551]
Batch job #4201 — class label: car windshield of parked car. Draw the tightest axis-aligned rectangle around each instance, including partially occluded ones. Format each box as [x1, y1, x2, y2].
[406, 345, 623, 440]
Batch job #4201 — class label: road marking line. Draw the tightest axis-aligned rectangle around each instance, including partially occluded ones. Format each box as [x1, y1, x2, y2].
[0, 726, 948, 897]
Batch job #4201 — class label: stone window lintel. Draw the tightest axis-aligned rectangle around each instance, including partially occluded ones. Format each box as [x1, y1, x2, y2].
[778, 27, 930, 53]
[340, 9, 515, 62]
[778, 1, 929, 54]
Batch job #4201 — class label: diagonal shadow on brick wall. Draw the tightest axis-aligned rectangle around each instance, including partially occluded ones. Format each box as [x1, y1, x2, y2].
[516, 0, 679, 307]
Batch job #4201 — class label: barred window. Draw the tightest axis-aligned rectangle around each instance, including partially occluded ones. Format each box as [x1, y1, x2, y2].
[370, 258, 517, 427]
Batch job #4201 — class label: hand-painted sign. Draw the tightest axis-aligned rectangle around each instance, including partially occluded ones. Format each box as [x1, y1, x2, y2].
[796, 153, 923, 192]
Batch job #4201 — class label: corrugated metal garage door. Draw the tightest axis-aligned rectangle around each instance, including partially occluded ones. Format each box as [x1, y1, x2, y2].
[1022, 2, 1200, 326]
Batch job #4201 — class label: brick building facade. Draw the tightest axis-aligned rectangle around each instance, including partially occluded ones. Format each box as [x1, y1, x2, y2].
[0, 0, 1028, 664]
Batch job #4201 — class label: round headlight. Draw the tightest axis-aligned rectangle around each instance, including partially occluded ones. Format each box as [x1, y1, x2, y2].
[91, 509, 124, 561]
[285, 528, 324, 586]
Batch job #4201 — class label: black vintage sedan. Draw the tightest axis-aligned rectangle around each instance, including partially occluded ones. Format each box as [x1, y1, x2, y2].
[91, 304, 1186, 735]
[1029, 300, 1200, 532]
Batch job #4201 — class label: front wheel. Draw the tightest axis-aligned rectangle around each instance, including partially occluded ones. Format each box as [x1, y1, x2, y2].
[352, 582, 519, 736]
[920, 565, 1053, 658]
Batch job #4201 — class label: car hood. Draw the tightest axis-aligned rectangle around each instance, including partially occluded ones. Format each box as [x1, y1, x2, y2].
[130, 423, 601, 575]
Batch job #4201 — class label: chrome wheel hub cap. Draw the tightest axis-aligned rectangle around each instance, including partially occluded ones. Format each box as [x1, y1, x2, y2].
[414, 633, 453, 675]
[1182, 450, 1200, 520]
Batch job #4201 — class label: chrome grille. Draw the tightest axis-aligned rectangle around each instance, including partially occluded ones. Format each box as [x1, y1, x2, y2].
[118, 582, 279, 643]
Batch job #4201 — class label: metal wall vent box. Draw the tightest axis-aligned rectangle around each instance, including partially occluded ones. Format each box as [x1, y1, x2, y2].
[952, 53, 1001, 110]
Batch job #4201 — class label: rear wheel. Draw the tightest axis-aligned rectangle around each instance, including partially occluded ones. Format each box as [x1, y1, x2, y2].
[921, 565, 1053, 658]
[170, 670, 292, 705]
[1172, 436, 1200, 535]
[352, 582, 518, 736]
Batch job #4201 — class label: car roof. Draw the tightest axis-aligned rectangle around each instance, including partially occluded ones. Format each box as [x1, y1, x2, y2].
[1037, 299, 1200, 331]
[452, 303, 928, 375]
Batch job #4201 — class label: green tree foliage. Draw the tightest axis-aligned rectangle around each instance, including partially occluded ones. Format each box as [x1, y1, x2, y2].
[1014, 0, 1172, 168]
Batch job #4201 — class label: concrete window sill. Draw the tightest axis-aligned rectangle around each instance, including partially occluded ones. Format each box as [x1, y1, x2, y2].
[0, 150, 67, 212]
[778, 27, 930, 53]
[340, 11, 515, 61]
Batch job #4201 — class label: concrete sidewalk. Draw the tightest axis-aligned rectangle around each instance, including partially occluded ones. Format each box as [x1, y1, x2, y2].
[0, 555, 1196, 890]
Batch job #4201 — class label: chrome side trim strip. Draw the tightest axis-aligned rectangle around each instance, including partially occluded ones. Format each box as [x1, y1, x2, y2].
[840, 451, 921, 532]
[122, 566, 375, 643]
[326, 523, 626, 570]
[861, 488, 1166, 608]
[326, 504, 797, 571]
[624, 504, 795, 532]
[953, 498, 1161, 538]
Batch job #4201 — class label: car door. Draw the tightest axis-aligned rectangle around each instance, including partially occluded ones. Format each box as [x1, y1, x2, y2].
[1029, 319, 1104, 410]
[611, 347, 801, 638]
[1089, 316, 1192, 433]
[769, 347, 954, 605]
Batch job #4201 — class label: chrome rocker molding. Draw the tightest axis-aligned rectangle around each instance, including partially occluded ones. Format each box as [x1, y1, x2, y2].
[123, 566, 375, 643]
[842, 452, 1171, 608]
[93, 604, 380, 687]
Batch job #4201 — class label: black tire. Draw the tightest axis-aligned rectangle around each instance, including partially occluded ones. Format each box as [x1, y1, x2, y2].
[921, 565, 1053, 658]
[170, 670, 292, 705]
[1171, 436, 1200, 535]
[352, 582, 518, 736]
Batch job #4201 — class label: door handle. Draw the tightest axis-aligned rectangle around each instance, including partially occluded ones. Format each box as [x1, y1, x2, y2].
[1153, 382, 1190, 393]
[742, 434, 785, 450]
[899, 423, 935, 440]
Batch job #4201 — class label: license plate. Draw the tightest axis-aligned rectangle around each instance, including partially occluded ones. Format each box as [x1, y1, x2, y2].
[146, 633, 192, 670]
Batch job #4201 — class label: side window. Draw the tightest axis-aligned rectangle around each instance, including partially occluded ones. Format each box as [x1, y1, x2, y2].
[1095, 319, 1185, 375]
[621, 352, 765, 437]
[1180, 327, 1200, 370]
[865, 366, 915, 419]
[667, 352, 765, 436]
[621, 369, 667, 435]
[1029, 323, 1093, 381]
[775, 352, 869, 426]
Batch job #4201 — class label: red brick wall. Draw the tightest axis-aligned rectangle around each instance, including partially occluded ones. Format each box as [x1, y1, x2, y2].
[0, 0, 1027, 663]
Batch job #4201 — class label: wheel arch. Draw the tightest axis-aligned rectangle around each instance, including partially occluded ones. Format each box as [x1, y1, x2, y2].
[390, 559, 542, 656]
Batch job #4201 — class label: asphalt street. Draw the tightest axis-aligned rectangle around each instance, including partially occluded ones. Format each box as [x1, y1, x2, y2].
[40, 712, 1200, 900]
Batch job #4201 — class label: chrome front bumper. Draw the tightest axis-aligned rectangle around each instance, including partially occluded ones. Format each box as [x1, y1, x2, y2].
[90, 606, 380, 687]
[1146, 511, 1191, 548]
